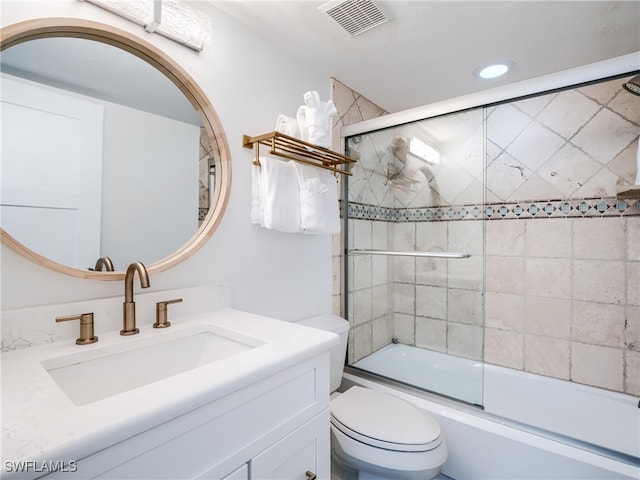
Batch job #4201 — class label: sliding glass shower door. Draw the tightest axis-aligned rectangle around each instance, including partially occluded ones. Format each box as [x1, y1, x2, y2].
[344, 107, 486, 406]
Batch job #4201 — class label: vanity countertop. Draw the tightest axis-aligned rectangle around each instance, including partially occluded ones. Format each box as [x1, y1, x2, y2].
[1, 308, 338, 472]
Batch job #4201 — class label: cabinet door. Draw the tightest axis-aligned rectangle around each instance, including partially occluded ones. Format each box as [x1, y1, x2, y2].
[251, 409, 330, 480]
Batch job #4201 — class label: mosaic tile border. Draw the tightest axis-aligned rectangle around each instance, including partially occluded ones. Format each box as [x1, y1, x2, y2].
[346, 197, 640, 222]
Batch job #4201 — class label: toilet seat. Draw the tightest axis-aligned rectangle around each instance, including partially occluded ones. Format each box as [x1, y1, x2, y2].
[330, 386, 442, 452]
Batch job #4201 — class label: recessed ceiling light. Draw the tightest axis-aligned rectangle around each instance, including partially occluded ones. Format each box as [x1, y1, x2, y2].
[475, 61, 514, 79]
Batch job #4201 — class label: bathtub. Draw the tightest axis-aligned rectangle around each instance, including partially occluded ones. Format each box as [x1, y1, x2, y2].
[346, 343, 640, 479]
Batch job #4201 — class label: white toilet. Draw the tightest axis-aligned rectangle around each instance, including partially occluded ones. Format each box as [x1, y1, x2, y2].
[296, 315, 447, 480]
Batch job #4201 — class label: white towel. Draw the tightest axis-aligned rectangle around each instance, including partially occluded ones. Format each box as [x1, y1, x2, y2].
[275, 114, 301, 138]
[293, 162, 341, 235]
[250, 163, 263, 225]
[259, 157, 302, 233]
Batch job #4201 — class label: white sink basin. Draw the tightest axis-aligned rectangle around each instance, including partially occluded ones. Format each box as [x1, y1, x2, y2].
[41, 326, 265, 405]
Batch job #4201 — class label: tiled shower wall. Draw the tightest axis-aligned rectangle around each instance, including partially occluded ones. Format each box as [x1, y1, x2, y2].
[333, 74, 640, 396]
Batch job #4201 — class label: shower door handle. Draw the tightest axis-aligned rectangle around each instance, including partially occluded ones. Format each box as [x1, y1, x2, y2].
[305, 471, 317, 480]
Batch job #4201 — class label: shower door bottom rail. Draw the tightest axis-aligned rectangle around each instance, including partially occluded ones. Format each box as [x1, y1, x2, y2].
[348, 249, 471, 259]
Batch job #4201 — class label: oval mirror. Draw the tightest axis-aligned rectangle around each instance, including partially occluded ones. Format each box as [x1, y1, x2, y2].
[0, 18, 231, 280]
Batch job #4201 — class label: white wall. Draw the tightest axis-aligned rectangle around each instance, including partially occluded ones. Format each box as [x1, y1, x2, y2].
[0, 0, 334, 322]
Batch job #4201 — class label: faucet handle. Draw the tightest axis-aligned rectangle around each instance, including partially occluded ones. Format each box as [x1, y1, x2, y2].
[154, 298, 183, 328]
[56, 313, 98, 345]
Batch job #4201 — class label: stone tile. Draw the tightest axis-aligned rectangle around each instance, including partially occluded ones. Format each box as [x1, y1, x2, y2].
[372, 315, 392, 351]
[509, 174, 565, 202]
[332, 231, 342, 255]
[572, 301, 625, 348]
[485, 328, 524, 370]
[448, 221, 483, 255]
[352, 288, 372, 326]
[512, 92, 555, 118]
[628, 262, 640, 307]
[626, 306, 640, 352]
[574, 167, 623, 198]
[416, 221, 447, 251]
[448, 255, 483, 290]
[448, 323, 483, 360]
[606, 85, 640, 124]
[371, 220, 389, 249]
[573, 217, 625, 260]
[571, 342, 623, 391]
[350, 322, 373, 363]
[524, 335, 570, 380]
[525, 258, 572, 299]
[537, 90, 600, 139]
[525, 218, 571, 258]
[371, 255, 387, 287]
[507, 120, 565, 172]
[332, 255, 342, 296]
[393, 312, 415, 345]
[628, 217, 640, 262]
[486, 103, 531, 149]
[433, 158, 476, 205]
[625, 350, 640, 396]
[453, 178, 485, 205]
[394, 222, 416, 250]
[416, 285, 447, 320]
[486, 256, 525, 294]
[394, 282, 415, 315]
[371, 284, 388, 320]
[608, 139, 639, 186]
[448, 288, 482, 325]
[486, 220, 525, 256]
[355, 94, 388, 121]
[453, 130, 484, 180]
[577, 78, 620, 105]
[486, 292, 525, 331]
[352, 219, 372, 249]
[416, 255, 448, 287]
[352, 254, 372, 290]
[486, 152, 531, 201]
[525, 296, 571, 338]
[572, 108, 639, 166]
[573, 260, 625, 304]
[393, 257, 415, 283]
[332, 294, 341, 317]
[415, 317, 447, 352]
[537, 143, 602, 198]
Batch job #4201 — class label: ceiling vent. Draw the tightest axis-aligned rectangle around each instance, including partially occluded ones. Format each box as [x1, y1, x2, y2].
[319, 0, 389, 37]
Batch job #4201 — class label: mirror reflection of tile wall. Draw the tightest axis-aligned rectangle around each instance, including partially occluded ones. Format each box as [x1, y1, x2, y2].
[198, 127, 215, 225]
[333, 75, 640, 396]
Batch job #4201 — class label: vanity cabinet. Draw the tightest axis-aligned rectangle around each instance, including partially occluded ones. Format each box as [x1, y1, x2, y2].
[42, 354, 330, 480]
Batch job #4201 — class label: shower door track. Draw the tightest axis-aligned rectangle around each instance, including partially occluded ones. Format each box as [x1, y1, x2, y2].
[348, 249, 471, 259]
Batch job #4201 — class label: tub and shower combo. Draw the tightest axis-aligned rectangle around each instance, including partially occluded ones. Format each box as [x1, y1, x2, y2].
[339, 63, 640, 479]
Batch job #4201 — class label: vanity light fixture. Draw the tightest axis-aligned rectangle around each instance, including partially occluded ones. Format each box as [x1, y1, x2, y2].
[475, 61, 514, 79]
[81, 0, 212, 51]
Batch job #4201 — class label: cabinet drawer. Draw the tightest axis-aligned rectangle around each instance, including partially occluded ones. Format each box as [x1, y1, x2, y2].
[251, 409, 330, 480]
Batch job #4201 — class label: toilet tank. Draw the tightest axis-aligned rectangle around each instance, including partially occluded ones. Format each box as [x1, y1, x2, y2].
[295, 314, 349, 392]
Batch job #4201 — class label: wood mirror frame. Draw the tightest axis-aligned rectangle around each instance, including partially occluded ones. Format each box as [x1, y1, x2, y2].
[0, 18, 231, 281]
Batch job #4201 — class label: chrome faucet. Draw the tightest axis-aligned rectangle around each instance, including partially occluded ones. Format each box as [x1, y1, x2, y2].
[121, 262, 150, 336]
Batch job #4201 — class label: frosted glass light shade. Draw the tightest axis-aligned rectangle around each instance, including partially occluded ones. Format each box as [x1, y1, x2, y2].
[84, 0, 212, 51]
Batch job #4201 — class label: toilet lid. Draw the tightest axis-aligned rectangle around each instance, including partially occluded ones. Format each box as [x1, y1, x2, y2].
[330, 386, 441, 452]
